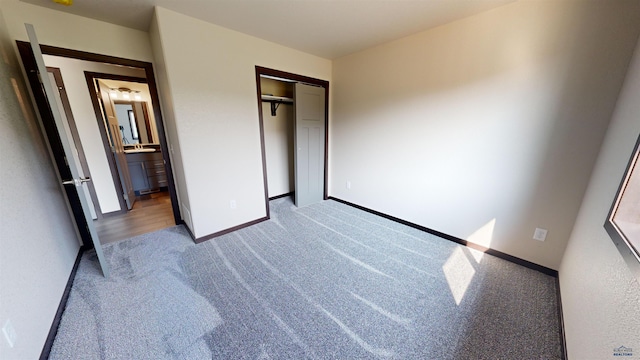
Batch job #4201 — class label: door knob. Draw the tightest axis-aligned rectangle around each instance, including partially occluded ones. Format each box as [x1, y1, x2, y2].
[62, 177, 91, 186]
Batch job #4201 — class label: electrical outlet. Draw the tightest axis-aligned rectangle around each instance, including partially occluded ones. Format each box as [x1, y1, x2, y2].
[230, 200, 237, 209]
[533, 228, 548, 242]
[3, 319, 16, 348]
[346, 181, 351, 190]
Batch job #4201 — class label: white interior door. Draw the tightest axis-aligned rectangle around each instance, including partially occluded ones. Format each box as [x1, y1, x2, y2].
[26, 24, 110, 277]
[294, 83, 325, 207]
[47, 70, 97, 219]
[98, 80, 135, 210]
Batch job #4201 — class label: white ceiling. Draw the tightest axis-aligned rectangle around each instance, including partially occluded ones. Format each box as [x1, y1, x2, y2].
[21, 0, 514, 59]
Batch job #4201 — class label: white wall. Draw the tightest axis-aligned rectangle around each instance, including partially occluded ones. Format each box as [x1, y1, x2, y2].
[559, 37, 640, 359]
[2, 0, 153, 62]
[0, 6, 80, 359]
[1, 0, 158, 215]
[0, 2, 173, 357]
[42, 55, 146, 214]
[151, 7, 331, 238]
[46, 70, 97, 219]
[330, 1, 640, 270]
[149, 11, 190, 230]
[263, 104, 294, 197]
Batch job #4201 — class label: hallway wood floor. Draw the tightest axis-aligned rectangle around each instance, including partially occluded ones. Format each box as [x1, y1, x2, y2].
[95, 191, 174, 245]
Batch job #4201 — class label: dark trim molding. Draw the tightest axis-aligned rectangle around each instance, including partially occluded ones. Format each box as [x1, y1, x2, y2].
[47, 66, 104, 219]
[40, 246, 86, 360]
[323, 83, 329, 201]
[84, 72, 147, 84]
[254, 66, 330, 216]
[180, 220, 196, 240]
[556, 278, 568, 360]
[84, 72, 129, 214]
[16, 41, 182, 227]
[328, 196, 559, 277]
[31, 43, 150, 69]
[16, 41, 93, 248]
[269, 192, 294, 201]
[255, 69, 271, 219]
[194, 216, 269, 244]
[84, 72, 152, 215]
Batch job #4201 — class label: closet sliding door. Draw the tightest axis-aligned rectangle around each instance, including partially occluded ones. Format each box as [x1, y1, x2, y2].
[294, 83, 325, 207]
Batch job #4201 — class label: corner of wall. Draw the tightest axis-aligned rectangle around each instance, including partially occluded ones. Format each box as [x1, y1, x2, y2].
[149, 6, 192, 229]
[0, 5, 80, 358]
[558, 35, 640, 358]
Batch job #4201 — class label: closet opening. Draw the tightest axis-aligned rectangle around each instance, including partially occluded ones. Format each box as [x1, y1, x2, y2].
[255, 66, 329, 215]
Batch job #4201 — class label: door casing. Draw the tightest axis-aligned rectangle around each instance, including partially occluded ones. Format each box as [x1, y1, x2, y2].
[16, 41, 182, 230]
[97, 78, 136, 211]
[254, 66, 329, 217]
[85, 72, 153, 215]
[47, 66, 104, 219]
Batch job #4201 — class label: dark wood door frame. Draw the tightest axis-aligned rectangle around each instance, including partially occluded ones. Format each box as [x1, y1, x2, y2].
[254, 66, 330, 218]
[16, 42, 93, 248]
[85, 73, 150, 215]
[47, 66, 104, 219]
[16, 41, 182, 227]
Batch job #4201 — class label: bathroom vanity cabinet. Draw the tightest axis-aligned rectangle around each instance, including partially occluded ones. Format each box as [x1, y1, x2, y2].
[126, 152, 168, 195]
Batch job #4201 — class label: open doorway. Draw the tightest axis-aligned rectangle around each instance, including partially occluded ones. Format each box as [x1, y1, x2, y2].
[17, 41, 181, 246]
[85, 73, 175, 243]
[255, 66, 329, 214]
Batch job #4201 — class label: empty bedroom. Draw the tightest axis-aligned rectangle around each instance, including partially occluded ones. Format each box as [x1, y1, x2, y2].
[1, 0, 639, 359]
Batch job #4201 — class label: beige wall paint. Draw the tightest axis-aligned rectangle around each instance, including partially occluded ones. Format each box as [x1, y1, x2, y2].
[559, 37, 640, 359]
[1, 0, 160, 216]
[0, 7, 80, 359]
[43, 55, 146, 214]
[330, 1, 640, 270]
[2, 0, 153, 62]
[152, 7, 331, 238]
[149, 11, 190, 230]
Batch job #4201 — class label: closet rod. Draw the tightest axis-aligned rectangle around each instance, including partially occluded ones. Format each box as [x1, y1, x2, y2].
[261, 94, 293, 116]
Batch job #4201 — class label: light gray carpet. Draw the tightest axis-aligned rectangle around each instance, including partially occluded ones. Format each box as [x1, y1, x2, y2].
[50, 197, 563, 359]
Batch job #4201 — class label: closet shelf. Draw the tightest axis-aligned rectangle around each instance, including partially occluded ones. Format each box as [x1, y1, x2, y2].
[261, 94, 293, 103]
[261, 94, 293, 116]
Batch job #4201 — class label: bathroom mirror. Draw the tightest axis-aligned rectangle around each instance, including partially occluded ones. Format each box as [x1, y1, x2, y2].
[114, 101, 158, 145]
[604, 133, 640, 282]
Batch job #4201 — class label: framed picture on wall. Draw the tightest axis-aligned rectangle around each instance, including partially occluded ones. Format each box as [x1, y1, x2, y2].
[604, 133, 640, 282]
